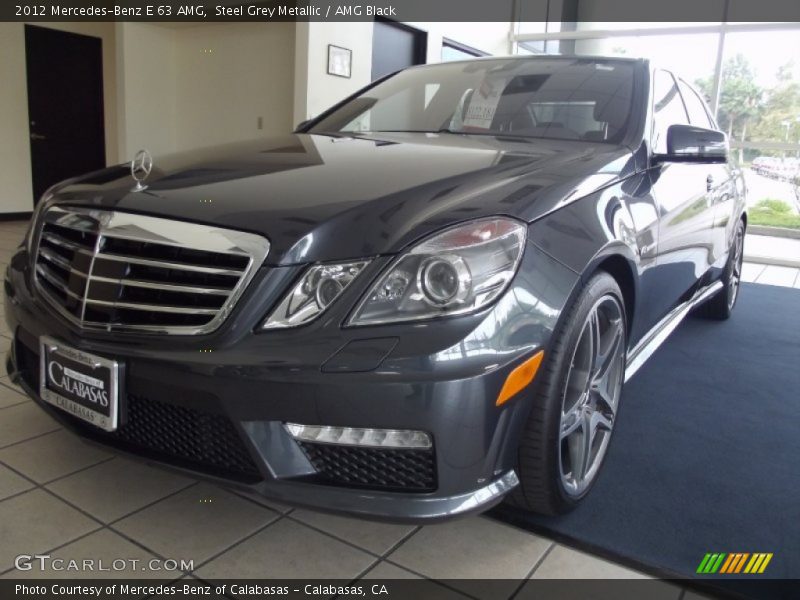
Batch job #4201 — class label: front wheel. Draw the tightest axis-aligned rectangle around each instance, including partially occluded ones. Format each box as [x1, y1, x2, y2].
[701, 220, 745, 320]
[509, 272, 627, 515]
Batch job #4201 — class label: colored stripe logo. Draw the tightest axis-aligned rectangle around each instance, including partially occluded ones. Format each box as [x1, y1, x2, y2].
[697, 553, 773, 574]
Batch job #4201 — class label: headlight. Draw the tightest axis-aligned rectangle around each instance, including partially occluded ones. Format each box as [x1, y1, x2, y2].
[262, 261, 370, 329]
[349, 217, 526, 326]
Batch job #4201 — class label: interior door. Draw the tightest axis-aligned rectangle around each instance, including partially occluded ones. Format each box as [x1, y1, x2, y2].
[25, 25, 106, 205]
[648, 70, 717, 321]
[371, 20, 427, 81]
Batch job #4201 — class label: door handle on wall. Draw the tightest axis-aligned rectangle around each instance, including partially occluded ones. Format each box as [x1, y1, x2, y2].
[30, 133, 47, 141]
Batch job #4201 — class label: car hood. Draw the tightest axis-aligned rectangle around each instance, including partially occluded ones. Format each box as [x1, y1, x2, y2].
[49, 133, 634, 265]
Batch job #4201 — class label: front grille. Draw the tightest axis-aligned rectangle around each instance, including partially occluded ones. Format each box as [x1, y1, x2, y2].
[33, 206, 269, 334]
[298, 441, 437, 492]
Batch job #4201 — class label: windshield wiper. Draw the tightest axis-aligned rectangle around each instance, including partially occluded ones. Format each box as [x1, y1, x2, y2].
[310, 131, 354, 139]
[435, 127, 463, 134]
[330, 129, 486, 136]
[349, 129, 466, 135]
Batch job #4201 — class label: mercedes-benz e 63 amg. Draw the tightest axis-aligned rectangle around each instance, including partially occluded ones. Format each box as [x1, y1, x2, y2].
[4, 56, 746, 521]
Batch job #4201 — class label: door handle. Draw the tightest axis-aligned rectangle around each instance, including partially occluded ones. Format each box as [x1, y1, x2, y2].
[30, 133, 47, 141]
[706, 174, 714, 192]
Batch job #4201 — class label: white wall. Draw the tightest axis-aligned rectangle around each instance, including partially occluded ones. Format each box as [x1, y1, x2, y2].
[0, 24, 34, 213]
[174, 22, 295, 150]
[116, 23, 177, 160]
[294, 22, 373, 123]
[0, 22, 118, 213]
[117, 22, 295, 158]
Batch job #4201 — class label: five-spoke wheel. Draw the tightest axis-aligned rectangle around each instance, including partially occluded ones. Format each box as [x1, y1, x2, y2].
[510, 272, 627, 515]
[558, 294, 626, 497]
[702, 219, 746, 320]
[728, 225, 744, 311]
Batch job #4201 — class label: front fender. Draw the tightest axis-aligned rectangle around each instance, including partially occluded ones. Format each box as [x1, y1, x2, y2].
[527, 177, 651, 347]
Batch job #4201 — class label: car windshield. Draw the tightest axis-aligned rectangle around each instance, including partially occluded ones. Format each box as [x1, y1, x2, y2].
[310, 57, 636, 143]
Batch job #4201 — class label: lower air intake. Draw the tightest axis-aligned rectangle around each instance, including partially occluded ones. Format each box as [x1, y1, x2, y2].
[109, 394, 262, 482]
[297, 441, 437, 492]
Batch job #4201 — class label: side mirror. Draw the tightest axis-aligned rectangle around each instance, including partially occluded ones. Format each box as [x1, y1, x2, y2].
[655, 124, 728, 164]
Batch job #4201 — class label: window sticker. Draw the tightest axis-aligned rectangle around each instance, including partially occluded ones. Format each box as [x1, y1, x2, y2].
[462, 76, 508, 131]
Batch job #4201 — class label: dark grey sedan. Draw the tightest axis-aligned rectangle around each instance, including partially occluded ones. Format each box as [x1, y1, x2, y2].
[4, 56, 746, 521]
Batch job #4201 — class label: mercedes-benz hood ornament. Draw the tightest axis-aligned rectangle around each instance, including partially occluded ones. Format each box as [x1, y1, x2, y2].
[130, 149, 153, 192]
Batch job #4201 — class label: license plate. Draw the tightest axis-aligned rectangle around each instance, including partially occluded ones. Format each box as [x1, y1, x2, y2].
[39, 336, 119, 432]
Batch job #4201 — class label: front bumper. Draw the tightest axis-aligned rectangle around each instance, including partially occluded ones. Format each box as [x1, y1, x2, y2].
[3, 241, 577, 522]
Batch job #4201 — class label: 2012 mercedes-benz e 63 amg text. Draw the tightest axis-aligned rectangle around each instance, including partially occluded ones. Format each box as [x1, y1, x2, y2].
[4, 56, 745, 521]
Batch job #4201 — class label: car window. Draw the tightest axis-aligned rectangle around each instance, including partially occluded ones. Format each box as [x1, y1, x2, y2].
[311, 58, 636, 144]
[678, 79, 716, 129]
[523, 101, 608, 141]
[651, 70, 690, 154]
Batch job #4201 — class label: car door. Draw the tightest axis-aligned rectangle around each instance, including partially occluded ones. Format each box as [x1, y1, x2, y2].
[677, 78, 738, 273]
[647, 70, 718, 321]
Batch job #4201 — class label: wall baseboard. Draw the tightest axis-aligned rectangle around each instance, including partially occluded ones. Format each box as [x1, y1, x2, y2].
[0, 211, 32, 222]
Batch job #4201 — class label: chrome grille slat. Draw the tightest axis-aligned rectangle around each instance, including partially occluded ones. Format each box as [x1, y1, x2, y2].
[99, 231, 251, 257]
[81, 227, 103, 324]
[40, 231, 94, 254]
[85, 299, 219, 315]
[95, 252, 245, 276]
[35, 265, 84, 302]
[88, 275, 231, 296]
[33, 207, 270, 335]
[39, 247, 88, 277]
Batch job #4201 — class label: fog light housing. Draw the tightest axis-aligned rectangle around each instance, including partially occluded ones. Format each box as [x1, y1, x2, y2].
[284, 423, 432, 449]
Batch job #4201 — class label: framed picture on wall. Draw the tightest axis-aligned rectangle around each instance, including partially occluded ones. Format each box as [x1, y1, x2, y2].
[327, 44, 352, 78]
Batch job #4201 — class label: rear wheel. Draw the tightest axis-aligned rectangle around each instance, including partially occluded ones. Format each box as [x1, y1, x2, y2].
[701, 220, 745, 320]
[509, 272, 627, 515]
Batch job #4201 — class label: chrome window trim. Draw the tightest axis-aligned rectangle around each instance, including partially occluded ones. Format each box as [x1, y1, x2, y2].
[32, 206, 270, 335]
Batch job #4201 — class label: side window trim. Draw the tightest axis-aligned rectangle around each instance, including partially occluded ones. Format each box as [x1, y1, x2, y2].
[664, 70, 692, 125]
[650, 69, 690, 151]
[678, 77, 719, 131]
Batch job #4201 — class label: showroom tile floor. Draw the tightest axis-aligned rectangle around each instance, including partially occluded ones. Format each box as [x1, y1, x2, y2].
[1, 219, 795, 597]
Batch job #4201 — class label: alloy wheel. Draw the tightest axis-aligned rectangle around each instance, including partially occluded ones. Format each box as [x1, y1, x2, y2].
[558, 294, 626, 497]
[728, 227, 744, 310]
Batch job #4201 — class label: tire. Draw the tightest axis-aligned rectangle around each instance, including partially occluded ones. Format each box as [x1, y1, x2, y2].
[508, 271, 627, 515]
[700, 219, 745, 320]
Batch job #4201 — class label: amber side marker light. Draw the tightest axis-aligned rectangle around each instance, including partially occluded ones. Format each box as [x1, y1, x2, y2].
[496, 350, 545, 406]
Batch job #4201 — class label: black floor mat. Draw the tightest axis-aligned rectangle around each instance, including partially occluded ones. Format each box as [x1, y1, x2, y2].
[491, 283, 800, 599]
